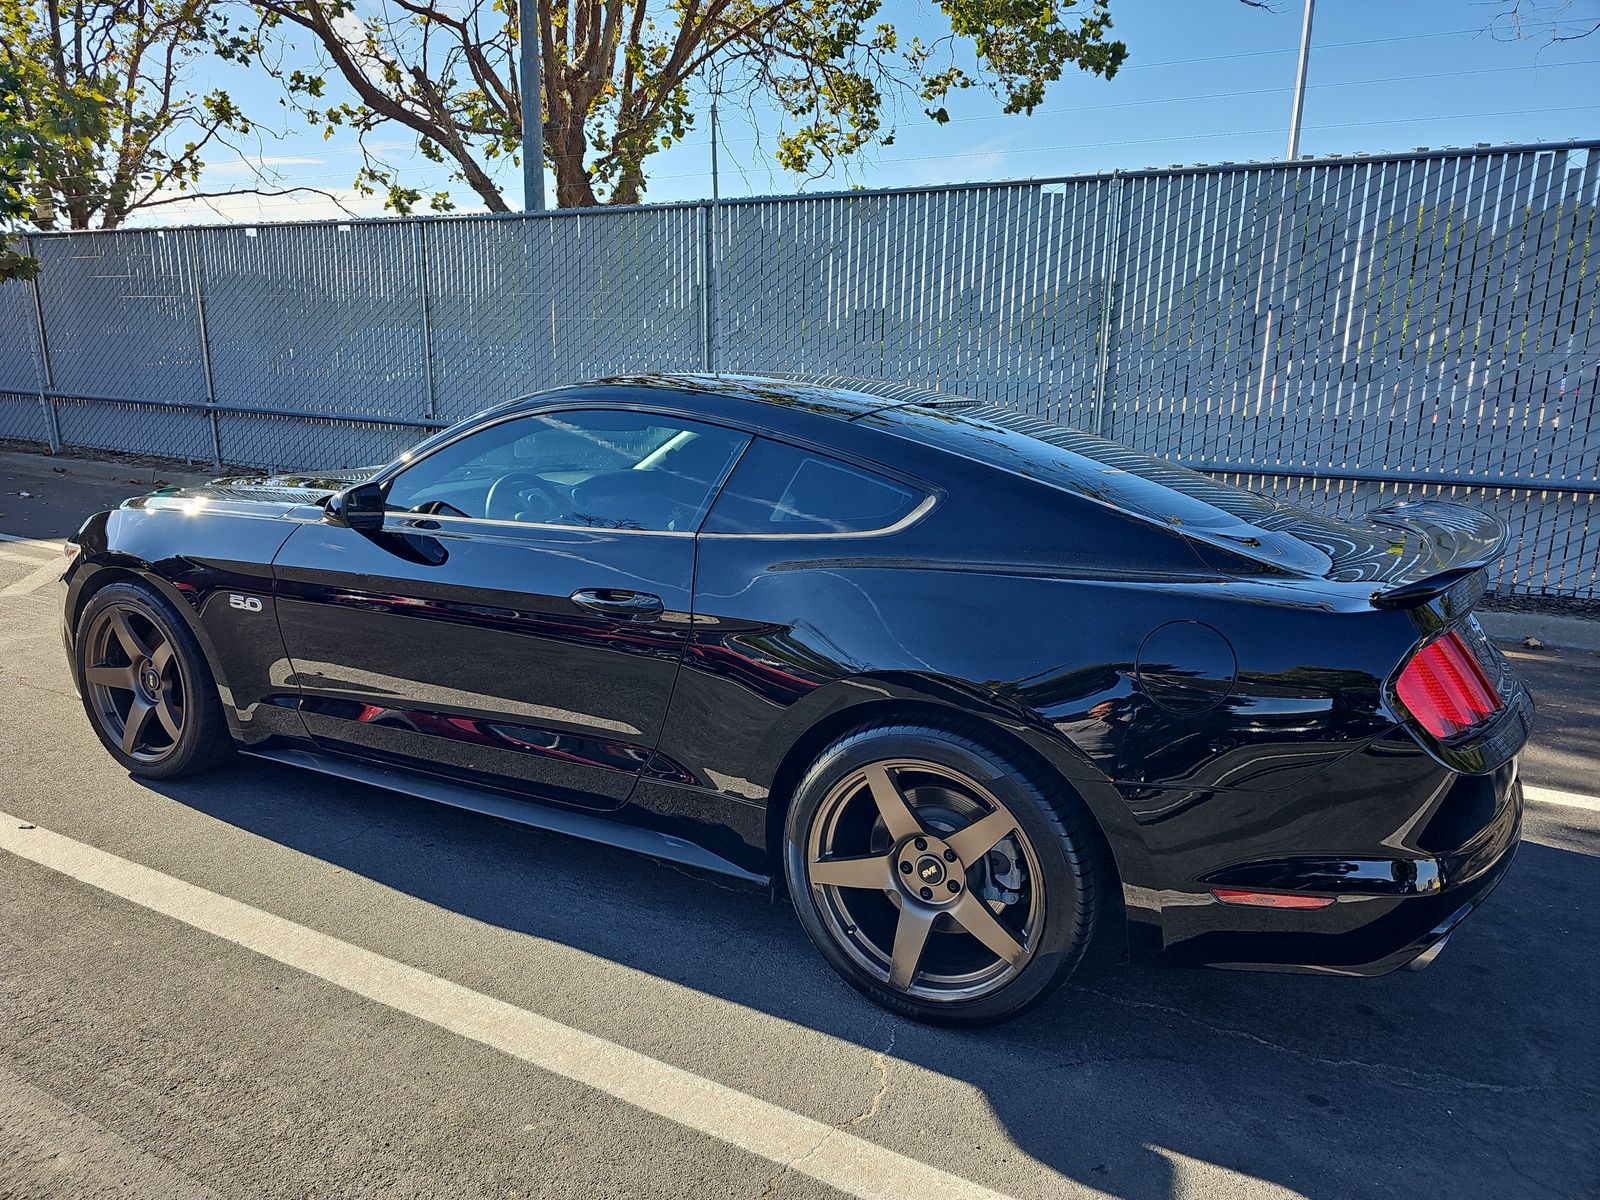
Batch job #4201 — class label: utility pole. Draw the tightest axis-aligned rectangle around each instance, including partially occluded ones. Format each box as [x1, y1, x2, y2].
[519, 0, 545, 210]
[709, 97, 721, 201]
[1286, 0, 1315, 160]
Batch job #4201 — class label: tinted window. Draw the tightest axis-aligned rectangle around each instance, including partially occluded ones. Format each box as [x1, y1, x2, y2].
[385, 410, 749, 532]
[859, 401, 1345, 574]
[871, 402, 1314, 533]
[703, 439, 920, 535]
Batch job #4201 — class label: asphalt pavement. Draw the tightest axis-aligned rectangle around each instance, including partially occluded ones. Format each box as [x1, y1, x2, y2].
[1, 453, 1597, 1200]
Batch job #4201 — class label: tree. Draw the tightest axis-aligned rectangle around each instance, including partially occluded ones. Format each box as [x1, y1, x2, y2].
[231, 0, 1127, 211]
[0, 60, 37, 279]
[0, 0, 301, 229]
[1491, 0, 1599, 42]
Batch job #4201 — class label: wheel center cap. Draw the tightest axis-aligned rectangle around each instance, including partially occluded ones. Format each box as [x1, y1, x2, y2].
[915, 855, 946, 886]
[138, 662, 161, 699]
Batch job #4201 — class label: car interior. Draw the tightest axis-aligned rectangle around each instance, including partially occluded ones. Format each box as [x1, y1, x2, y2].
[383, 414, 748, 532]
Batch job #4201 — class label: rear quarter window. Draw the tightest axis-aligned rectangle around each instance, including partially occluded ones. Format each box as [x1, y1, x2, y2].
[703, 439, 921, 535]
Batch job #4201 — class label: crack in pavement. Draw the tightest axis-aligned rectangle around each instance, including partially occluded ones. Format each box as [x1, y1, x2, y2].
[1440, 1106, 1562, 1197]
[1072, 985, 1599, 1102]
[654, 856, 760, 896]
[760, 1124, 834, 1200]
[846, 1023, 897, 1129]
[762, 1017, 902, 1198]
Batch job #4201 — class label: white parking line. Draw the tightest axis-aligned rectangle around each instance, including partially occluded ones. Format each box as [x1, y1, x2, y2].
[0, 559, 64, 597]
[0, 532, 62, 554]
[0, 812, 1029, 1200]
[1524, 785, 1600, 814]
[0, 548, 52, 565]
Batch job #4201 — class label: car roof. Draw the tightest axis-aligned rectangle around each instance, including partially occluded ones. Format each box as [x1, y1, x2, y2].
[487, 372, 965, 424]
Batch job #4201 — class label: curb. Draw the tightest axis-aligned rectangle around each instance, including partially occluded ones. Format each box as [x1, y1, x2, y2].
[1478, 610, 1600, 655]
[0, 449, 217, 491]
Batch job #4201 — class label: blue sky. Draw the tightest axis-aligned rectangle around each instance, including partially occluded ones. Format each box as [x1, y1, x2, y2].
[155, 0, 1600, 223]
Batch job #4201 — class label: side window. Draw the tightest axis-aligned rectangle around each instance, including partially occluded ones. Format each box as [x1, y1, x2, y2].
[702, 439, 922, 535]
[383, 410, 750, 533]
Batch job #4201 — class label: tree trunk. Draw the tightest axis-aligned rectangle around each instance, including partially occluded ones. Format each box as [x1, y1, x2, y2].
[551, 126, 598, 208]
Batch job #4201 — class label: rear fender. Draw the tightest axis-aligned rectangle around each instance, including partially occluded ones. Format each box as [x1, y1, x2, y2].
[760, 670, 1163, 946]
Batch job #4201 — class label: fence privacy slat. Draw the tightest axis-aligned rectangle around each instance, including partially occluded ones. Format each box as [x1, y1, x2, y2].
[2, 143, 1595, 596]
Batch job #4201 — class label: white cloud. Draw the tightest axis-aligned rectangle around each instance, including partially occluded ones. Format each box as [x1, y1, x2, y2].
[204, 154, 328, 177]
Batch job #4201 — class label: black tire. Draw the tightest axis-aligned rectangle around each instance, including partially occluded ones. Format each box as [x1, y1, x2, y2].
[784, 718, 1101, 1026]
[73, 580, 234, 779]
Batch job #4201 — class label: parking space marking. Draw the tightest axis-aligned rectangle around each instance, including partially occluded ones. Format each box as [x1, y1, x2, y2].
[1524, 785, 1600, 814]
[0, 548, 54, 565]
[0, 559, 63, 597]
[0, 811, 1033, 1200]
[0, 532, 62, 554]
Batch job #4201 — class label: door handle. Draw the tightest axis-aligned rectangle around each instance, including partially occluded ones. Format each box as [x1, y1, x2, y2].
[570, 588, 665, 621]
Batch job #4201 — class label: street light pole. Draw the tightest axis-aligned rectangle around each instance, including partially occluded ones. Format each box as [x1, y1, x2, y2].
[519, 0, 545, 210]
[1286, 0, 1315, 160]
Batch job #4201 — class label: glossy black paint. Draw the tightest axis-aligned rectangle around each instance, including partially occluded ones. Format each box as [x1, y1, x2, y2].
[62, 373, 1533, 976]
[270, 514, 699, 806]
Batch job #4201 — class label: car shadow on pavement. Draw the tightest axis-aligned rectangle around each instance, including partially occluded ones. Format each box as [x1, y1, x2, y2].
[148, 762, 1599, 1200]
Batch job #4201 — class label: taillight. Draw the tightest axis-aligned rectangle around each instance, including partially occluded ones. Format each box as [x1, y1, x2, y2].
[1395, 630, 1502, 739]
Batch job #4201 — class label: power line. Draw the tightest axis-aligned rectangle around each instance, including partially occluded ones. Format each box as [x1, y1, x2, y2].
[645, 103, 1600, 180]
[176, 53, 1600, 194]
[704, 57, 1600, 147]
[1115, 16, 1593, 71]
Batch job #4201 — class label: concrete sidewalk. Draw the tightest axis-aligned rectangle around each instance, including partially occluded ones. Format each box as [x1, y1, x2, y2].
[0, 448, 218, 492]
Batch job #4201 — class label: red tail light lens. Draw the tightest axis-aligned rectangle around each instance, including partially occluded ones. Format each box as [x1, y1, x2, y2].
[1395, 630, 1502, 739]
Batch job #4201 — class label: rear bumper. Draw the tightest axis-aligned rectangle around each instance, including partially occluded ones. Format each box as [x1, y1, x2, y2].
[1162, 763, 1522, 976]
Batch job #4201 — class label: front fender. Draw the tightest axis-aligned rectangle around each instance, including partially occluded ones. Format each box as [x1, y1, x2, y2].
[64, 503, 305, 745]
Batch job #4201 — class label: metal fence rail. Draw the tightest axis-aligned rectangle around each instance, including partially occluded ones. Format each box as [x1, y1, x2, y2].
[1, 141, 1595, 596]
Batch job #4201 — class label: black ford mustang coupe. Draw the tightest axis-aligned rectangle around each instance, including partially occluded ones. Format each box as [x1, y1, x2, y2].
[63, 375, 1531, 1024]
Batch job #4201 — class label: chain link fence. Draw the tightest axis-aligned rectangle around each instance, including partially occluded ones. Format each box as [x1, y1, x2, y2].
[1, 141, 1595, 596]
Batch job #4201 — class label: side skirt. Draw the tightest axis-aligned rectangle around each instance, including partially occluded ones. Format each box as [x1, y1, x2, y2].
[241, 744, 769, 886]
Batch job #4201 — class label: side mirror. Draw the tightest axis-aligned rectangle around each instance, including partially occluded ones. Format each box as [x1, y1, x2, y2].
[326, 480, 387, 532]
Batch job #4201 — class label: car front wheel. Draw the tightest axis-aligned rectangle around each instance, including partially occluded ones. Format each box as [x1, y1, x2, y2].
[74, 581, 233, 779]
[784, 719, 1102, 1026]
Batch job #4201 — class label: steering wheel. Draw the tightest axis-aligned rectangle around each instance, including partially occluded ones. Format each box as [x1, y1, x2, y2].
[485, 471, 565, 522]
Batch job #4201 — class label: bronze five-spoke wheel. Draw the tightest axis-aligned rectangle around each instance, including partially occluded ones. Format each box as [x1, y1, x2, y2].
[74, 582, 232, 779]
[807, 760, 1044, 997]
[83, 606, 187, 762]
[786, 722, 1102, 1025]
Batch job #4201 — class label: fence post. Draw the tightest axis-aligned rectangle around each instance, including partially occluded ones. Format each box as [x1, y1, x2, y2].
[414, 221, 437, 420]
[25, 237, 63, 453]
[188, 230, 224, 467]
[1090, 171, 1126, 439]
[700, 202, 718, 372]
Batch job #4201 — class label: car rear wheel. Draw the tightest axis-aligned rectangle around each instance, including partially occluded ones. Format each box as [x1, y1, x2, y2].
[74, 581, 233, 779]
[784, 719, 1101, 1026]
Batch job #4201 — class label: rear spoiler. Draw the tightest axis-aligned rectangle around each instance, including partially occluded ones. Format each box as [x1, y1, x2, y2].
[1366, 501, 1509, 611]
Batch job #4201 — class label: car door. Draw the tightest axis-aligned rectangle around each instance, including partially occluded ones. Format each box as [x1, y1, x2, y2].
[655, 435, 938, 807]
[270, 407, 751, 809]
